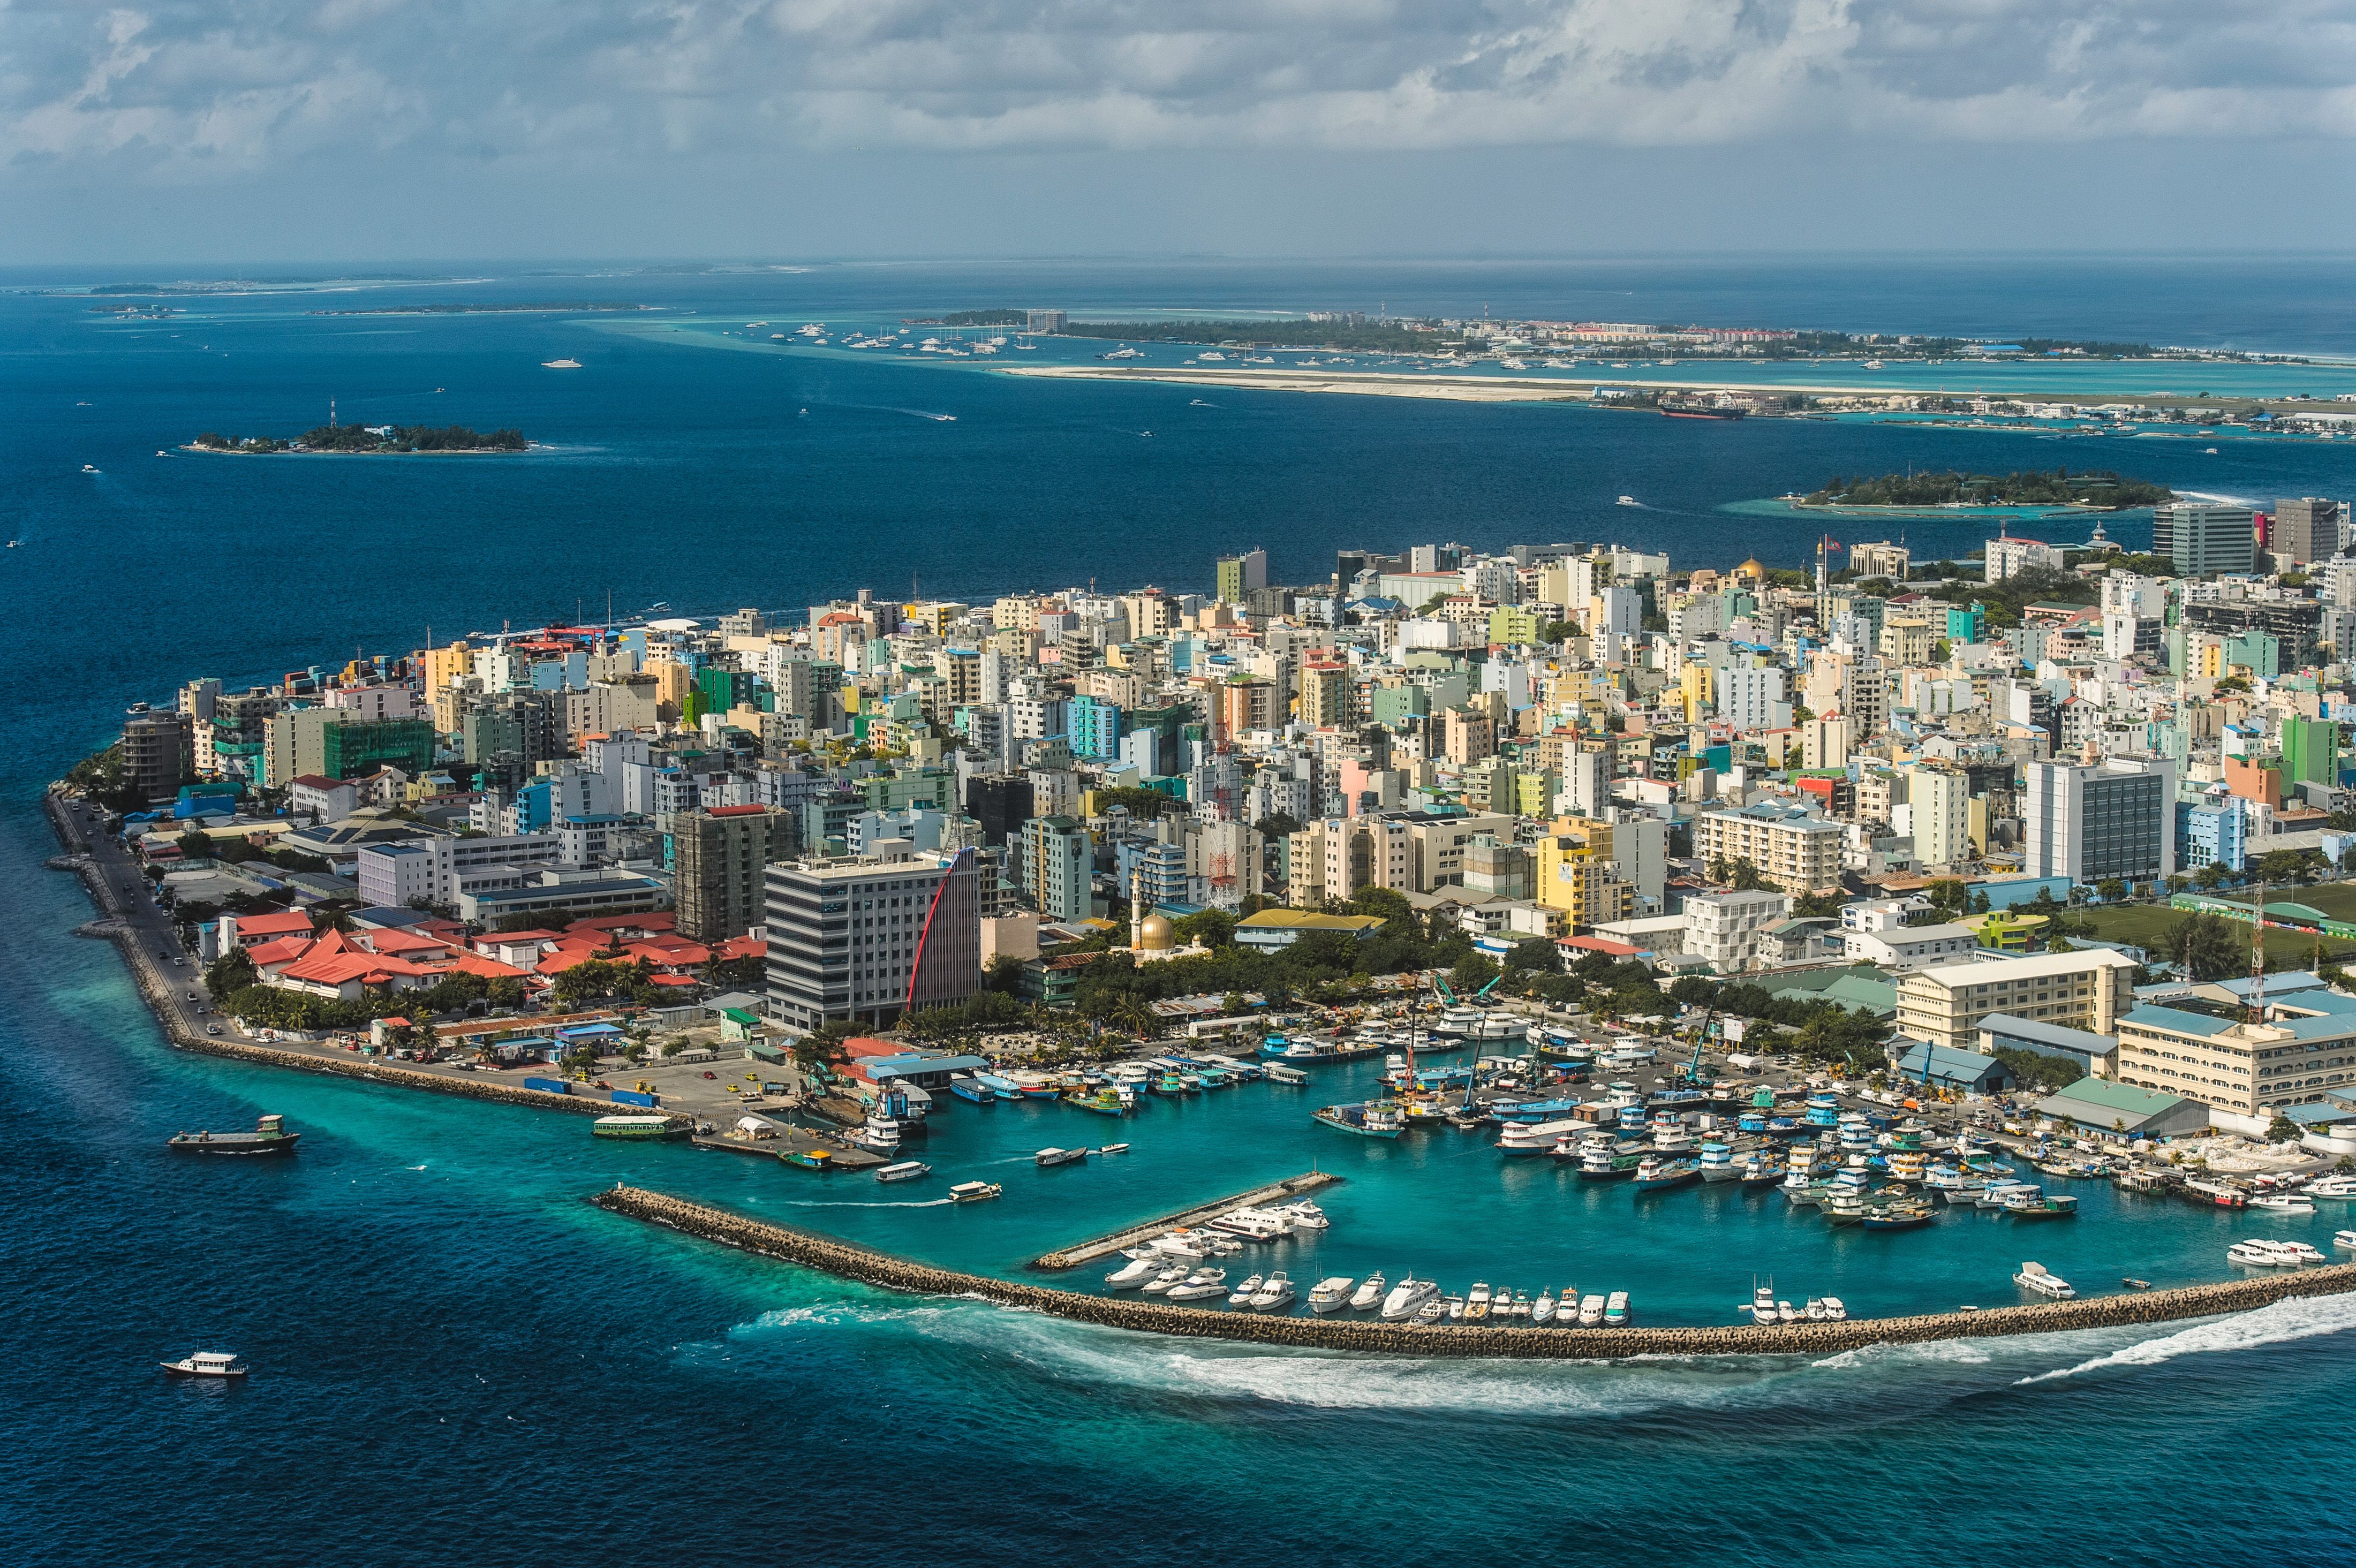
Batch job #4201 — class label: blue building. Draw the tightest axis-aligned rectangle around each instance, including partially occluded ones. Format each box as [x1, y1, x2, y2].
[2178, 796, 2248, 872]
[1069, 694, 1124, 760]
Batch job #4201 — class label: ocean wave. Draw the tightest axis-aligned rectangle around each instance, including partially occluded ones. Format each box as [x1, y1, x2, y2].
[2016, 1293, 2356, 1384]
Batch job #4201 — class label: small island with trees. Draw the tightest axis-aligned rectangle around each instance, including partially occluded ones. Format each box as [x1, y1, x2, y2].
[1801, 468, 2173, 510]
[188, 424, 528, 455]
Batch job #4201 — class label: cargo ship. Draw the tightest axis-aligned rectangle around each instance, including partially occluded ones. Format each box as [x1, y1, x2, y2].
[1658, 400, 1745, 420]
[168, 1113, 300, 1156]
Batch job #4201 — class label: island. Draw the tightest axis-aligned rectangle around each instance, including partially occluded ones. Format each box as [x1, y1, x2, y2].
[1801, 468, 2174, 509]
[188, 424, 527, 455]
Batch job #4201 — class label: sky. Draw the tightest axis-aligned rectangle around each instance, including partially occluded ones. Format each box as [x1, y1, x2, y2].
[7, 1, 2356, 263]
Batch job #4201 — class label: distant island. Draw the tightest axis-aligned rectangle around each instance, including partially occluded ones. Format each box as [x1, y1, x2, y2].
[190, 425, 527, 455]
[1802, 468, 2173, 509]
[308, 303, 654, 316]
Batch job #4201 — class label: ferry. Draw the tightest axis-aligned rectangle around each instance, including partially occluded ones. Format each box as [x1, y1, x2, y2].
[169, 1113, 300, 1156]
[1604, 1291, 1631, 1325]
[2013, 1261, 2074, 1298]
[1632, 1154, 1702, 1192]
[948, 1180, 1002, 1203]
[1034, 1146, 1090, 1168]
[947, 1075, 996, 1105]
[874, 1160, 931, 1183]
[1497, 1118, 1583, 1156]
[160, 1351, 248, 1380]
[1264, 1063, 1309, 1085]
[591, 1113, 688, 1141]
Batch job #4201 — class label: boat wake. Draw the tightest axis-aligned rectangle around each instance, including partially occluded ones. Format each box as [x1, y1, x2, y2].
[2014, 1293, 2356, 1385]
[774, 1198, 954, 1209]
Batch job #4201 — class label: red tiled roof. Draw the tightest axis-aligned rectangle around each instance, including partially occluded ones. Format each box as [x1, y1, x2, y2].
[234, 910, 316, 938]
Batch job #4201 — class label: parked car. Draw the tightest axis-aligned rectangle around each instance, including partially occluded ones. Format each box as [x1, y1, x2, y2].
[205, 1025, 222, 1036]
[702, 1071, 718, 1080]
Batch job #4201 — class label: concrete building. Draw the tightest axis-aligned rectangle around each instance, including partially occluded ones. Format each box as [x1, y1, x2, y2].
[1904, 763, 1974, 869]
[354, 832, 566, 910]
[2153, 503, 2256, 578]
[764, 847, 982, 1029]
[2025, 757, 2176, 884]
[2115, 996, 2356, 1119]
[1841, 921, 1978, 971]
[2272, 498, 2344, 567]
[1692, 800, 1844, 895]
[1683, 889, 1791, 973]
[1984, 535, 2064, 582]
[120, 705, 190, 801]
[1288, 815, 1415, 906]
[1893, 949, 2139, 1051]
[674, 804, 797, 941]
[1215, 549, 1268, 604]
[1023, 814, 1093, 922]
[2035, 1078, 2209, 1141]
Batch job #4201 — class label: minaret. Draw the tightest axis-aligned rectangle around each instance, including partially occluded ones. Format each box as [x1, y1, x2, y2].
[1129, 863, 1143, 951]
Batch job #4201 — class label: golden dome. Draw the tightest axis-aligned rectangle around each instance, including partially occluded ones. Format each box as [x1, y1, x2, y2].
[1736, 557, 1768, 578]
[1138, 912, 1177, 950]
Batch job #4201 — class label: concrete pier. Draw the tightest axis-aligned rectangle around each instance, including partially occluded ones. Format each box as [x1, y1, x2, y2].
[692, 1133, 889, 1168]
[593, 1184, 2356, 1359]
[1031, 1171, 1342, 1269]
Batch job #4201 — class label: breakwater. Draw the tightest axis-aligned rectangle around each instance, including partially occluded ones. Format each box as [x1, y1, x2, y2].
[594, 1184, 2356, 1357]
[1032, 1171, 1341, 1269]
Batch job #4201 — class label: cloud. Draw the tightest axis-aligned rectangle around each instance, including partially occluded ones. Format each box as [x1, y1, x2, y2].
[5, 0, 2355, 179]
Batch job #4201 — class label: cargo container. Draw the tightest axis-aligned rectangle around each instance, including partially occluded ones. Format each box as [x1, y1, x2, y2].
[523, 1076, 571, 1095]
[609, 1089, 660, 1109]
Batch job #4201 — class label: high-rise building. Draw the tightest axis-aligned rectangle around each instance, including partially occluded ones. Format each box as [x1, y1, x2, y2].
[2153, 503, 2256, 578]
[1691, 800, 1845, 895]
[674, 804, 797, 940]
[120, 705, 189, 802]
[1024, 309, 1067, 334]
[963, 773, 1034, 846]
[764, 848, 981, 1028]
[1215, 549, 1269, 604]
[1904, 763, 1973, 869]
[2025, 757, 2176, 884]
[1298, 658, 1353, 729]
[2273, 498, 2345, 566]
[2283, 716, 2340, 790]
[1022, 815, 1093, 922]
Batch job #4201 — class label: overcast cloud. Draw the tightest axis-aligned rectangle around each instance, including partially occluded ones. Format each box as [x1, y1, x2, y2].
[8, 0, 2356, 176]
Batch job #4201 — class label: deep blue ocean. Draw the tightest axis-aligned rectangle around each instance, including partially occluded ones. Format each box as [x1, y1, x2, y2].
[8, 257, 2356, 1566]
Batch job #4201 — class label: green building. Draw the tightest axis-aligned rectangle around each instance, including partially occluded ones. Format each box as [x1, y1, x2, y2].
[321, 718, 435, 781]
[2283, 715, 2340, 787]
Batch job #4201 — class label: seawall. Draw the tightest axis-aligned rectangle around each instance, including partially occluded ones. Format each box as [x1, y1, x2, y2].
[593, 1185, 2356, 1358]
[42, 789, 609, 1120]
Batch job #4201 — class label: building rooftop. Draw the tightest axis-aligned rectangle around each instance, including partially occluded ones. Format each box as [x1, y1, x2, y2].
[1909, 948, 2138, 987]
[1235, 909, 1387, 935]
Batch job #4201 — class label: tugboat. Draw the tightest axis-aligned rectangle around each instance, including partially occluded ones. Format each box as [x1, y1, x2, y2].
[160, 1350, 248, 1380]
[169, 1113, 300, 1156]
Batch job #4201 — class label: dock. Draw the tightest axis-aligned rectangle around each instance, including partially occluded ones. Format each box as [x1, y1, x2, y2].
[691, 1132, 890, 1169]
[1030, 1170, 1341, 1269]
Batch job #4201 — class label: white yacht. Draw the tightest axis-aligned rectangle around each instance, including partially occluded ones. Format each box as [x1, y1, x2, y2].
[1249, 1272, 1295, 1312]
[1308, 1276, 1357, 1313]
[1105, 1255, 1164, 1290]
[1820, 1297, 1848, 1321]
[2306, 1175, 2356, 1199]
[159, 1350, 247, 1380]
[1211, 1207, 1294, 1240]
[1280, 1200, 1331, 1230]
[1165, 1268, 1229, 1301]
[1577, 1293, 1606, 1327]
[1225, 1273, 1265, 1306]
[1348, 1272, 1387, 1311]
[1380, 1275, 1439, 1321]
[1531, 1290, 1557, 1325]
[2251, 1192, 2316, 1215]
[1615, 495, 1638, 506]
[1464, 1282, 1493, 1323]
[2014, 1261, 2075, 1298]
[1750, 1282, 1778, 1326]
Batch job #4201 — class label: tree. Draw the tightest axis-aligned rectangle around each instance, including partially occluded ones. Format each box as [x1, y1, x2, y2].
[2095, 878, 2127, 903]
[1502, 937, 1560, 974]
[1449, 952, 1500, 995]
[2259, 849, 2312, 885]
[2194, 862, 2229, 890]
[1924, 878, 1971, 916]
[1791, 890, 1845, 919]
[205, 947, 258, 996]
[2266, 1112, 2305, 1145]
[2164, 912, 2245, 982]
[1728, 858, 1772, 893]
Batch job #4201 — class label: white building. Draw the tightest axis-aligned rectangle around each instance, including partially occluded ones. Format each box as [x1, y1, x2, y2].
[1985, 535, 2064, 582]
[1683, 889, 1791, 973]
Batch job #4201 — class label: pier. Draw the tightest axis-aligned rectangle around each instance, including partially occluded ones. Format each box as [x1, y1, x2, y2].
[1031, 1171, 1343, 1269]
[692, 1132, 890, 1169]
[593, 1184, 2356, 1359]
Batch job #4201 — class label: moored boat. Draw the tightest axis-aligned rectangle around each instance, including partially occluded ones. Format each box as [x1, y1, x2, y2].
[1308, 1276, 1357, 1313]
[592, 1113, 689, 1141]
[1313, 1101, 1406, 1138]
[168, 1113, 300, 1156]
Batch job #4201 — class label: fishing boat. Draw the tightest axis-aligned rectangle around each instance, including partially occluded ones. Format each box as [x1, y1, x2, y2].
[850, 1107, 903, 1156]
[947, 1180, 1001, 1203]
[1632, 1154, 1703, 1193]
[1822, 1189, 1869, 1226]
[1349, 1272, 1388, 1311]
[2179, 1178, 2248, 1208]
[873, 1160, 931, 1183]
[159, 1351, 248, 1380]
[2014, 1261, 2075, 1298]
[1313, 1101, 1405, 1138]
[1379, 1275, 1438, 1321]
[1603, 1291, 1630, 1326]
[168, 1113, 300, 1156]
[1860, 1199, 1937, 1230]
[1740, 1152, 1785, 1187]
[1308, 1276, 1357, 1314]
[1698, 1142, 1739, 1181]
[1034, 1146, 1090, 1168]
[1575, 1139, 1644, 1178]
[1973, 1178, 2037, 1209]
[779, 1148, 833, 1170]
[1062, 1087, 1130, 1116]
[2002, 1190, 2079, 1219]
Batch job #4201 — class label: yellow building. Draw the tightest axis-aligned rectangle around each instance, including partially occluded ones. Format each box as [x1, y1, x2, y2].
[422, 639, 472, 693]
[1680, 664, 1713, 724]
[1535, 830, 1634, 929]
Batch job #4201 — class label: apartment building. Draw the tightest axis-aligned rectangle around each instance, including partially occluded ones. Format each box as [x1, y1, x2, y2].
[1894, 949, 2139, 1051]
[1682, 889, 1791, 973]
[1691, 800, 1844, 894]
[674, 804, 798, 941]
[2116, 996, 2356, 1118]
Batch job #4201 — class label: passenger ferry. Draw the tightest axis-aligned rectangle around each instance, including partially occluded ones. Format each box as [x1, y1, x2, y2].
[874, 1160, 931, 1183]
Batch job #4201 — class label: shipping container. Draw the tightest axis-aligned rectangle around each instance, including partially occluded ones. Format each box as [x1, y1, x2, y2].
[523, 1076, 571, 1095]
[609, 1089, 660, 1109]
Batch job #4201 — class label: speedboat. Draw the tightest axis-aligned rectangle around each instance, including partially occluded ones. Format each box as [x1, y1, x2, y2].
[1380, 1275, 1438, 1321]
[1248, 1272, 1295, 1312]
[1443, 1294, 1468, 1322]
[1820, 1297, 1847, 1321]
[1532, 1289, 1557, 1325]
[1616, 495, 1638, 506]
[1225, 1273, 1266, 1306]
[1140, 1264, 1191, 1294]
[1604, 1291, 1630, 1326]
[2251, 1192, 2316, 1215]
[1308, 1276, 1357, 1314]
[2229, 1240, 2299, 1268]
[1577, 1293, 1606, 1327]
[2013, 1261, 2075, 1298]
[1349, 1272, 1387, 1311]
[1105, 1255, 1164, 1289]
[160, 1351, 246, 1380]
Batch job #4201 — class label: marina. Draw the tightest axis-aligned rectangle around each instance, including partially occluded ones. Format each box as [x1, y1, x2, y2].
[1032, 1171, 1342, 1270]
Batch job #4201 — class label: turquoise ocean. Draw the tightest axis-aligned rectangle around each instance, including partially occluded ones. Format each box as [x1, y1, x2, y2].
[7, 257, 2356, 1565]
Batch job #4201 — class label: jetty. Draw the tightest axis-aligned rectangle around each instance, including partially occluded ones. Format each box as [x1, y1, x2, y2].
[1031, 1171, 1341, 1269]
[692, 1131, 889, 1169]
[594, 1185, 2356, 1359]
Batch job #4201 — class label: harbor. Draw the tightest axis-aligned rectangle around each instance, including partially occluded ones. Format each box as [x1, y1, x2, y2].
[1032, 1170, 1341, 1269]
